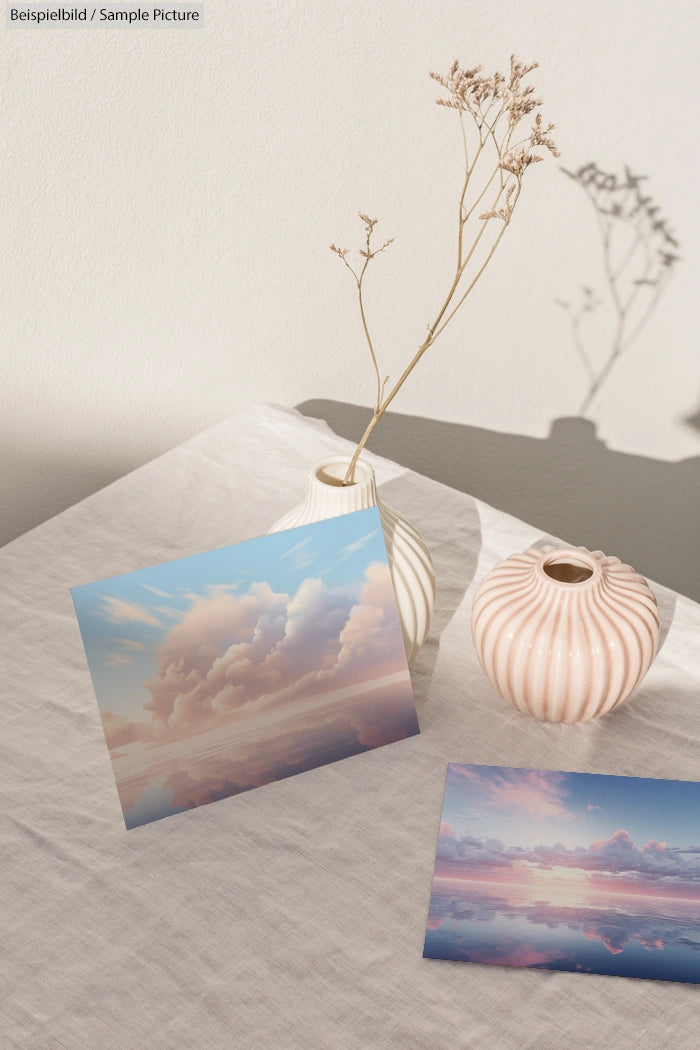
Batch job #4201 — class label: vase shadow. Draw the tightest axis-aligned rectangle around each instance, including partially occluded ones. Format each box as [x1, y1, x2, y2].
[296, 400, 698, 611]
[684, 395, 700, 434]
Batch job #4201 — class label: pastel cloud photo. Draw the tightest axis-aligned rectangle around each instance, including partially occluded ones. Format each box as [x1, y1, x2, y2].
[424, 764, 700, 984]
[72, 508, 419, 828]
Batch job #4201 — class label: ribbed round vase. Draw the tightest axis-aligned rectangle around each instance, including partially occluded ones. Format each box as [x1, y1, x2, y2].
[269, 455, 435, 664]
[471, 545, 659, 723]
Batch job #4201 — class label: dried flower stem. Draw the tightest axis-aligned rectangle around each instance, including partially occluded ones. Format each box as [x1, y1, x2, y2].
[331, 57, 559, 484]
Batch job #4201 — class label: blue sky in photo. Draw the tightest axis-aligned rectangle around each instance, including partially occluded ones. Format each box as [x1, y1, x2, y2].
[72, 508, 388, 725]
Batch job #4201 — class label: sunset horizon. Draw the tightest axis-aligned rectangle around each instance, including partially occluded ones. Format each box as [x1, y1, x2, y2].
[424, 764, 700, 983]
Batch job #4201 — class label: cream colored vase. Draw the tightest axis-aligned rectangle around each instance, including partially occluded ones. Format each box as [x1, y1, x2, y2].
[269, 455, 436, 664]
[471, 545, 660, 723]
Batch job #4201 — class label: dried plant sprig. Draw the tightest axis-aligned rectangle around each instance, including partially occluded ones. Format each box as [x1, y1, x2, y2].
[330, 213, 395, 413]
[332, 57, 559, 484]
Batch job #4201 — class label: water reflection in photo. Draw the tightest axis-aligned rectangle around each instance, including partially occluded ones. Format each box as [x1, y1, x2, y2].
[423, 765, 700, 984]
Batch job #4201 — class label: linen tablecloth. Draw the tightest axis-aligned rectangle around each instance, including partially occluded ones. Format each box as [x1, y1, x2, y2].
[2, 404, 699, 1048]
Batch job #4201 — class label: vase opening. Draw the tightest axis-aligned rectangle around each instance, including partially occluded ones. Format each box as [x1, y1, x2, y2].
[314, 458, 369, 488]
[543, 556, 594, 584]
[315, 468, 351, 488]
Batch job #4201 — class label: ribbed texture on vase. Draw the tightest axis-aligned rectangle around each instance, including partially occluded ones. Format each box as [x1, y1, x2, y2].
[471, 545, 660, 723]
[269, 455, 436, 663]
[378, 502, 436, 661]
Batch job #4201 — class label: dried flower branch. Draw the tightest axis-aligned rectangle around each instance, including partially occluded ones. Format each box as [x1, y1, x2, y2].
[559, 162, 680, 414]
[332, 56, 559, 484]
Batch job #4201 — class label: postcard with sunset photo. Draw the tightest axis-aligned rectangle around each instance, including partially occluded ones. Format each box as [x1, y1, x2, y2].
[72, 507, 419, 829]
[424, 763, 700, 984]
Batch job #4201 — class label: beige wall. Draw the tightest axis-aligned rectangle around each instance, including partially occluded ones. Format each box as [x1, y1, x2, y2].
[2, 0, 698, 546]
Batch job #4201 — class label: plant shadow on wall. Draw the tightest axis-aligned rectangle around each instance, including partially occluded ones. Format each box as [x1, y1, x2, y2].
[557, 162, 681, 415]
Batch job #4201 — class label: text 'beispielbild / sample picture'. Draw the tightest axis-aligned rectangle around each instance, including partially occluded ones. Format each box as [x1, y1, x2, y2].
[424, 763, 700, 984]
[72, 508, 419, 829]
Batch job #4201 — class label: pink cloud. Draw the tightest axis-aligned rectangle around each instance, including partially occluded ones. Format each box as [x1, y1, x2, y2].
[99, 595, 162, 628]
[439, 822, 455, 840]
[110, 563, 408, 749]
[583, 926, 625, 954]
[102, 710, 158, 750]
[116, 684, 417, 818]
[143, 583, 290, 723]
[486, 769, 572, 821]
[425, 880, 700, 971]
[162, 715, 365, 809]
[426, 916, 444, 930]
[435, 823, 700, 898]
[348, 679, 418, 749]
[487, 946, 567, 968]
[139, 578, 346, 736]
[447, 765, 572, 822]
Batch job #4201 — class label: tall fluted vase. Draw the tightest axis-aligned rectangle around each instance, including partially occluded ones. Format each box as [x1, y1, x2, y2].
[269, 455, 435, 664]
[471, 545, 659, 723]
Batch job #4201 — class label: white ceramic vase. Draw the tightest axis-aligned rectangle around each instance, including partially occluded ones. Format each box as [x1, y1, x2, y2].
[269, 455, 436, 664]
[471, 545, 659, 723]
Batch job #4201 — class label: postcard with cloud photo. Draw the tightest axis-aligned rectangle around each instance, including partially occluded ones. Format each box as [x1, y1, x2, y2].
[424, 763, 700, 984]
[72, 507, 419, 829]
